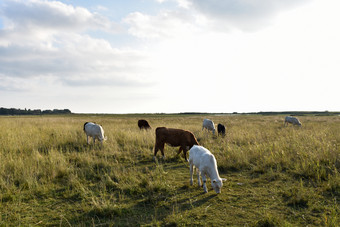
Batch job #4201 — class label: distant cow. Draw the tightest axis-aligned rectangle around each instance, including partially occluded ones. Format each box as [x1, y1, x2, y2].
[138, 119, 151, 130]
[202, 119, 215, 135]
[217, 123, 226, 136]
[284, 116, 302, 127]
[84, 122, 107, 145]
[154, 127, 199, 161]
[189, 145, 226, 194]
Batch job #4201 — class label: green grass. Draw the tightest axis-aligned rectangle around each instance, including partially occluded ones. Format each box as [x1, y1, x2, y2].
[0, 114, 339, 226]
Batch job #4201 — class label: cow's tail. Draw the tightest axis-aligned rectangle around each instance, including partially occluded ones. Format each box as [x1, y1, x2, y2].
[83, 122, 89, 132]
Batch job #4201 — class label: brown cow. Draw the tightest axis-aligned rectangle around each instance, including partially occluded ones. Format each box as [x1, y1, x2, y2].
[154, 127, 199, 161]
[138, 119, 151, 130]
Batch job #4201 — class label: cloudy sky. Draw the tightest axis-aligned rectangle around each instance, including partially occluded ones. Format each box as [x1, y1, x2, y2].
[0, 0, 339, 113]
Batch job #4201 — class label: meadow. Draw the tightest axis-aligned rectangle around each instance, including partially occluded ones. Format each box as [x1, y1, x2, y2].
[0, 114, 339, 226]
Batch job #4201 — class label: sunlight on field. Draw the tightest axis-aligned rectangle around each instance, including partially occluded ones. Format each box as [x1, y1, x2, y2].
[0, 114, 339, 226]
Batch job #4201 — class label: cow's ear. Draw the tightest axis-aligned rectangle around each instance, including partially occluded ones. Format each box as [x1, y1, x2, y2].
[221, 178, 227, 182]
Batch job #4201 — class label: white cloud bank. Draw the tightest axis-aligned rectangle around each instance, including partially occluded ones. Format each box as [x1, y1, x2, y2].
[126, 0, 340, 112]
[0, 0, 339, 113]
[189, 0, 309, 31]
[0, 0, 154, 91]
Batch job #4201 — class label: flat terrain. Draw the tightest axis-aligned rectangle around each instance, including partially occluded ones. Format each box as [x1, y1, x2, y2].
[0, 114, 339, 226]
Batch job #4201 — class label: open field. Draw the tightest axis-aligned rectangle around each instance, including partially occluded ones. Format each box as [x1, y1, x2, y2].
[0, 114, 339, 226]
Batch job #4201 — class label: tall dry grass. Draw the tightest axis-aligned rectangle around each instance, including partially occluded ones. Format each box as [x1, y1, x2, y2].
[0, 114, 339, 226]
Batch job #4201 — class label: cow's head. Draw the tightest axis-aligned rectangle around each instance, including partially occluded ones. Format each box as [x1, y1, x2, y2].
[211, 178, 226, 194]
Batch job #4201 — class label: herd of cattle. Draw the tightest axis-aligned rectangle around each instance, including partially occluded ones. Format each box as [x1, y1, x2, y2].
[83, 116, 302, 194]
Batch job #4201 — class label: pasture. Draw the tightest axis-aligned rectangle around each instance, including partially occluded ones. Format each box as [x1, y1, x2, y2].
[0, 114, 339, 226]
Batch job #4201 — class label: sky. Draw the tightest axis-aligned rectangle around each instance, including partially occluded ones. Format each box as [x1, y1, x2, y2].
[0, 0, 339, 114]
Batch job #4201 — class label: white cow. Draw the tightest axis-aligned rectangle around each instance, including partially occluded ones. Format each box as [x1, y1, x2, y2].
[284, 116, 302, 127]
[202, 119, 215, 135]
[83, 122, 107, 145]
[189, 145, 226, 193]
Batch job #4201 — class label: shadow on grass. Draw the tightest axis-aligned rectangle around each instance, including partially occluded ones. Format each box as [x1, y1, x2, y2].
[177, 190, 217, 208]
[61, 156, 217, 226]
[67, 173, 217, 226]
[72, 192, 217, 226]
[57, 141, 91, 152]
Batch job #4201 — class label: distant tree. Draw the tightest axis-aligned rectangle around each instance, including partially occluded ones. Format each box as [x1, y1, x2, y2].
[0, 107, 72, 115]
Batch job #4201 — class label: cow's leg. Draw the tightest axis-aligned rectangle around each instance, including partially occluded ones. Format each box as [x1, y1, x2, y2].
[182, 147, 188, 162]
[154, 143, 159, 157]
[160, 143, 165, 159]
[202, 173, 208, 193]
[177, 147, 183, 155]
[154, 142, 165, 160]
[154, 141, 162, 160]
[190, 164, 194, 186]
[93, 136, 96, 145]
[197, 169, 201, 187]
[86, 136, 89, 145]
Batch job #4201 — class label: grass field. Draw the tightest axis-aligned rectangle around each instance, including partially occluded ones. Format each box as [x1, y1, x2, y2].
[0, 114, 339, 226]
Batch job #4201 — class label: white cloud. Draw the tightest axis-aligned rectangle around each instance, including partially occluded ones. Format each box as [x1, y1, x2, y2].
[142, 0, 340, 113]
[155, 0, 191, 8]
[1, 0, 115, 32]
[188, 0, 310, 31]
[124, 0, 312, 42]
[0, 0, 155, 91]
[0, 0, 122, 46]
[123, 9, 199, 39]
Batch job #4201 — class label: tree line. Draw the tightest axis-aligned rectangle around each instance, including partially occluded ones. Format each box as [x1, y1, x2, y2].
[0, 107, 72, 115]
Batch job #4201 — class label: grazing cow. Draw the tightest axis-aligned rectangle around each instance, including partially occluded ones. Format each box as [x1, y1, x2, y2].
[189, 145, 226, 194]
[284, 116, 302, 127]
[138, 119, 151, 130]
[217, 123, 226, 136]
[83, 122, 107, 145]
[154, 127, 199, 161]
[202, 119, 216, 135]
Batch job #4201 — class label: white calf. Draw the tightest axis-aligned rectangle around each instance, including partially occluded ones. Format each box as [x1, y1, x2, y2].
[284, 116, 302, 127]
[189, 145, 226, 193]
[202, 119, 215, 135]
[83, 122, 107, 145]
